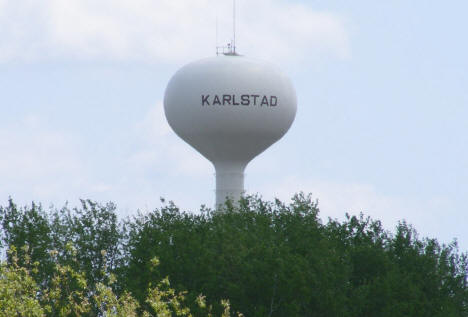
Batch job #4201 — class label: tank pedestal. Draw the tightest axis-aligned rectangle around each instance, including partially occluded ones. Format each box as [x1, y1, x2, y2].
[215, 162, 246, 207]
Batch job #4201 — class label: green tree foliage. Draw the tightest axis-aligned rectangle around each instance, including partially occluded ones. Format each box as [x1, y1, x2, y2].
[0, 246, 44, 317]
[326, 214, 468, 316]
[0, 199, 53, 284]
[0, 199, 124, 314]
[123, 194, 468, 316]
[1, 194, 467, 316]
[0, 199, 123, 281]
[0, 246, 236, 316]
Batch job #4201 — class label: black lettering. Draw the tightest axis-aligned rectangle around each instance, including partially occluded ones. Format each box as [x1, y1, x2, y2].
[251, 95, 260, 105]
[270, 96, 277, 106]
[223, 94, 231, 105]
[241, 95, 250, 106]
[203, 94, 278, 107]
[202, 95, 210, 106]
[232, 95, 240, 105]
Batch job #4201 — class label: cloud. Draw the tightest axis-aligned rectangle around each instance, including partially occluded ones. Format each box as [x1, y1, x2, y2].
[0, 114, 86, 202]
[236, 0, 350, 62]
[0, 0, 350, 63]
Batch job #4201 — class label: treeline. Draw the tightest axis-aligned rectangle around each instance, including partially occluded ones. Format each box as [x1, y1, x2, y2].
[1, 194, 467, 316]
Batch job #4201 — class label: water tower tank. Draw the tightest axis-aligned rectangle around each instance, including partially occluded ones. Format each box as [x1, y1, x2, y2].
[164, 55, 296, 206]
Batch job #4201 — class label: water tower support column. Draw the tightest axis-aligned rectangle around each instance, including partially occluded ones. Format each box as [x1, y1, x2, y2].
[215, 162, 246, 207]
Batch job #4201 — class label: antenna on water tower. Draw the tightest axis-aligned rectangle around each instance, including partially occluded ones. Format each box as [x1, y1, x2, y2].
[216, 16, 219, 55]
[233, 0, 236, 54]
[216, 0, 238, 56]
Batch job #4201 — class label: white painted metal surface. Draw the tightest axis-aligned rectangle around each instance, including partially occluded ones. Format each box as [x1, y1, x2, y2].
[164, 55, 297, 207]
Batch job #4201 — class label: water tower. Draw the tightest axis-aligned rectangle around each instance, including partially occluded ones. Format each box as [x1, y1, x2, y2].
[163, 9, 296, 207]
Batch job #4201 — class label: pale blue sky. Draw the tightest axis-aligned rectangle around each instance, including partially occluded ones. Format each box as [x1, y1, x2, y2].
[1, 1, 468, 250]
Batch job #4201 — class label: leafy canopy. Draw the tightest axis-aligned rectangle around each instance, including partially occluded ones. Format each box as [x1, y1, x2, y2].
[1, 194, 467, 316]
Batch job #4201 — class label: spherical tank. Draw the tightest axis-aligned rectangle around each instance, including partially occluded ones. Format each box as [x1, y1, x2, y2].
[164, 55, 297, 206]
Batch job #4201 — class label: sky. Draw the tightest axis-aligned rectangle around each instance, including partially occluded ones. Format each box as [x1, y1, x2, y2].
[1, 0, 468, 250]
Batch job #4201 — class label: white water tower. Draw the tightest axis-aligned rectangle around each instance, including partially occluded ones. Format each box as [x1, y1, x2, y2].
[164, 54, 296, 206]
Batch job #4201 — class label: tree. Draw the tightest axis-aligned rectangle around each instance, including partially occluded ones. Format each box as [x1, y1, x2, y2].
[0, 244, 241, 317]
[0, 199, 54, 285]
[0, 246, 44, 317]
[123, 194, 468, 316]
[2, 195, 467, 316]
[0, 199, 125, 315]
